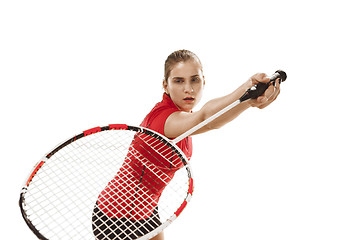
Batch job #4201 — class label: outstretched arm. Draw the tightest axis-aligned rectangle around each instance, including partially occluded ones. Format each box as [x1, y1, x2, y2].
[164, 73, 281, 139]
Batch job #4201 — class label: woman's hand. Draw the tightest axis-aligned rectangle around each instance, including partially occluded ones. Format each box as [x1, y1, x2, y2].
[247, 73, 281, 109]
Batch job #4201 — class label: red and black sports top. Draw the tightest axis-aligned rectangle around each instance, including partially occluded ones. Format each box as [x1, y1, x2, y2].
[98, 93, 192, 220]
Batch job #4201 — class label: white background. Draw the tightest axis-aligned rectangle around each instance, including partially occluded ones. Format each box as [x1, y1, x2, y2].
[1, 0, 359, 239]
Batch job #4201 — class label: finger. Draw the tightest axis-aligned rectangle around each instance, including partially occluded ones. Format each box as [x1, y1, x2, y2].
[266, 78, 281, 100]
[247, 98, 264, 107]
[272, 78, 281, 99]
[262, 83, 275, 100]
[257, 79, 281, 108]
[252, 85, 273, 107]
[250, 73, 269, 84]
[257, 98, 272, 109]
[257, 96, 268, 104]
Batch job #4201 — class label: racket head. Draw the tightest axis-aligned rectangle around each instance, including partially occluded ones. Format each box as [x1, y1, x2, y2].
[19, 124, 194, 240]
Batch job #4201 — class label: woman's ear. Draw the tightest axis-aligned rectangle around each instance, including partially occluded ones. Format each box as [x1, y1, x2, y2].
[163, 79, 168, 94]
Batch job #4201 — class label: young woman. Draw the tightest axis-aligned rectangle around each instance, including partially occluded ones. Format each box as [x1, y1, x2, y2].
[92, 50, 281, 240]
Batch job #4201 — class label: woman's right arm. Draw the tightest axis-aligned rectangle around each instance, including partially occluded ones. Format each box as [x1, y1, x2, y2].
[164, 73, 281, 139]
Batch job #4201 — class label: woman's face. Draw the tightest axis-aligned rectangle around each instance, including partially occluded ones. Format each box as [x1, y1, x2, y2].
[163, 60, 205, 112]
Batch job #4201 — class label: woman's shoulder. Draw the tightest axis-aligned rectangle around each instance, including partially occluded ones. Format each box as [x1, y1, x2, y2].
[140, 93, 180, 134]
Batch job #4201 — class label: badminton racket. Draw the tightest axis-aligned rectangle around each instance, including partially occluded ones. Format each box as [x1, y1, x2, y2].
[19, 70, 286, 240]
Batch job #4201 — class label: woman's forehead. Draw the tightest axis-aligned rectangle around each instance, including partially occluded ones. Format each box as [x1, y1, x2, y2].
[169, 60, 203, 77]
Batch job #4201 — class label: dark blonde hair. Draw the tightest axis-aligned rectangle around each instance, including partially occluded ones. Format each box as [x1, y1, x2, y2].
[164, 50, 203, 83]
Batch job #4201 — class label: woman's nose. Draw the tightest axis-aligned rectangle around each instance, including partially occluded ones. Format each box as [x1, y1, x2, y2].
[184, 83, 194, 93]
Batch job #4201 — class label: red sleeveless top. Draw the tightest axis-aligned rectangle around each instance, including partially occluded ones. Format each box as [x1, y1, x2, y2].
[98, 93, 192, 220]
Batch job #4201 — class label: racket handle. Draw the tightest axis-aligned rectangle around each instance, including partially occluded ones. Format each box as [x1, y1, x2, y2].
[239, 70, 287, 102]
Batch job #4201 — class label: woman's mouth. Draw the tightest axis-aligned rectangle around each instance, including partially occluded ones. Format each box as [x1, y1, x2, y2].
[183, 97, 195, 102]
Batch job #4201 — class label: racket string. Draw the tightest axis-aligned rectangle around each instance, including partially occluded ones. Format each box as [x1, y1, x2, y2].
[97, 133, 187, 219]
[22, 129, 191, 240]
